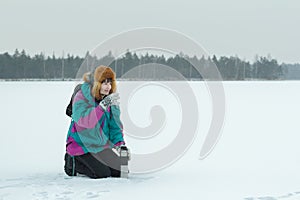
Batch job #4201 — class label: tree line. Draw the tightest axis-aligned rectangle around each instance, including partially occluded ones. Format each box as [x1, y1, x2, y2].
[0, 49, 298, 80]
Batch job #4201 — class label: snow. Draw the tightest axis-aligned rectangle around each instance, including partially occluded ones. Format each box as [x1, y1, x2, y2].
[0, 81, 300, 200]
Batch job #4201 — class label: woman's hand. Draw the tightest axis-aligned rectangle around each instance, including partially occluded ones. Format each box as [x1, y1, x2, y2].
[99, 93, 120, 111]
[113, 145, 131, 161]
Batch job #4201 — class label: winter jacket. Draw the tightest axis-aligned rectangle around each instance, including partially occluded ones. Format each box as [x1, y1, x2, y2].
[66, 82, 125, 156]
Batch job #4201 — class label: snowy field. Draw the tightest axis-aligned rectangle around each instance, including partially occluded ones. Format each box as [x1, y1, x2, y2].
[0, 81, 300, 200]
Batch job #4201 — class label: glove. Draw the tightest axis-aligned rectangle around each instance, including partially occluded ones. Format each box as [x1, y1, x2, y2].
[113, 145, 131, 161]
[99, 93, 120, 111]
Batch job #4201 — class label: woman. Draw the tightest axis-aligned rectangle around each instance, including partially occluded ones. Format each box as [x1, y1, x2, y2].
[64, 65, 127, 178]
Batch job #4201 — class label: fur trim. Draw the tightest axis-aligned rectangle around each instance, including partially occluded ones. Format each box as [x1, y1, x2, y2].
[83, 72, 92, 83]
[83, 65, 117, 100]
[94, 66, 116, 83]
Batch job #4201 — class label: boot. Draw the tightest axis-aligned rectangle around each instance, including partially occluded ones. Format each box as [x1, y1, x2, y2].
[64, 153, 77, 176]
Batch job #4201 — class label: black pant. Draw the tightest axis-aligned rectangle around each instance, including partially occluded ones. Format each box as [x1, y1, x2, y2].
[74, 149, 121, 178]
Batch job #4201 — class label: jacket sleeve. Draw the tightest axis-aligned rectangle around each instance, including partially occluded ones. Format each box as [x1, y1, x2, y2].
[109, 105, 125, 146]
[72, 90, 105, 129]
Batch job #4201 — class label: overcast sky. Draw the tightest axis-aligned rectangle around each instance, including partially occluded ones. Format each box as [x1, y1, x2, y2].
[0, 0, 299, 63]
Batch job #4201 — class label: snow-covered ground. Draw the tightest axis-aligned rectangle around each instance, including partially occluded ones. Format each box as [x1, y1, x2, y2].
[0, 81, 300, 200]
